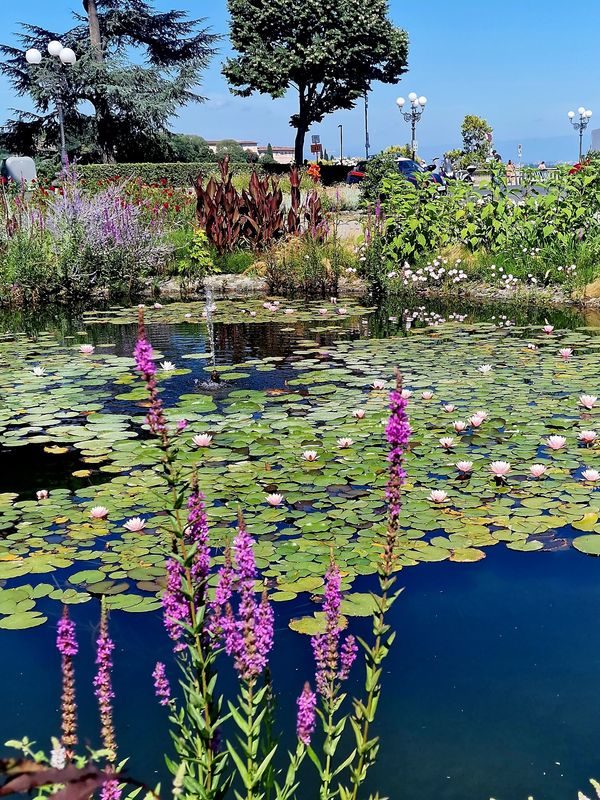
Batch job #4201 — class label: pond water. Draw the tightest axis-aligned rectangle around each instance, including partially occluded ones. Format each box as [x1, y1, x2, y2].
[2, 294, 600, 799]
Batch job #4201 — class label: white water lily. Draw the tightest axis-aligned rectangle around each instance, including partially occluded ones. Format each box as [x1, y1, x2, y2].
[32, 366, 46, 377]
[160, 361, 176, 372]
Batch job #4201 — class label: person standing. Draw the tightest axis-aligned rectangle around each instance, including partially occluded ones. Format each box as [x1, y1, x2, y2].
[506, 159, 516, 185]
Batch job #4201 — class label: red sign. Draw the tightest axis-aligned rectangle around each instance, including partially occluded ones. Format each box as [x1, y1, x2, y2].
[310, 143, 322, 154]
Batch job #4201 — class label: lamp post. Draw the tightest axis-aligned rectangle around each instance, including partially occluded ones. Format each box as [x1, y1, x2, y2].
[25, 40, 77, 165]
[567, 106, 593, 162]
[395, 92, 427, 160]
[364, 91, 370, 160]
[338, 124, 343, 165]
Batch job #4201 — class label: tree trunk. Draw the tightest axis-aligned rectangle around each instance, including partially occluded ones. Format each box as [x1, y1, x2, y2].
[83, 0, 103, 61]
[83, 0, 115, 163]
[294, 126, 307, 165]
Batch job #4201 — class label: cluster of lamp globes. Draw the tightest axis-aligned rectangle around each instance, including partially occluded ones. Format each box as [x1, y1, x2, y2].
[25, 40, 77, 66]
[396, 92, 427, 110]
[568, 107, 592, 121]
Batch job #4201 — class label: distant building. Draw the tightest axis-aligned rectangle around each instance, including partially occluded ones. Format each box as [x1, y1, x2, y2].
[205, 140, 294, 164]
[592, 128, 600, 151]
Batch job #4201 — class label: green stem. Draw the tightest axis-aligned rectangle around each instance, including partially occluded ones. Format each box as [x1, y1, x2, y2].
[246, 680, 256, 800]
[320, 699, 335, 800]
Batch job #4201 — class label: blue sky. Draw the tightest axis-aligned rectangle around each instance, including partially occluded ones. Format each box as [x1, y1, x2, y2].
[1, 0, 598, 163]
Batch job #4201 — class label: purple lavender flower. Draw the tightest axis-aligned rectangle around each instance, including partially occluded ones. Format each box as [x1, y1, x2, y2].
[152, 662, 171, 706]
[100, 778, 121, 800]
[94, 606, 117, 759]
[296, 682, 317, 746]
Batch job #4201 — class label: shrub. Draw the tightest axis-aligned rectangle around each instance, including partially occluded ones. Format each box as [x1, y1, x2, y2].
[265, 234, 355, 297]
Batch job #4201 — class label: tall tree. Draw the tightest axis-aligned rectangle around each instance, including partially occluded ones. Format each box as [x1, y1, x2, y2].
[0, 1, 218, 162]
[461, 114, 493, 164]
[223, 0, 409, 164]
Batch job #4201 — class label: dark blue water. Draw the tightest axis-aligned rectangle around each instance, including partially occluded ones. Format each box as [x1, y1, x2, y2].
[3, 546, 600, 800]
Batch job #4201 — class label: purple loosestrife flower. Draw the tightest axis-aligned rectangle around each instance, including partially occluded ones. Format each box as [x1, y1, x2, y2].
[152, 662, 171, 706]
[94, 605, 117, 760]
[311, 561, 356, 697]
[162, 558, 191, 651]
[134, 315, 168, 440]
[212, 521, 274, 682]
[100, 778, 121, 800]
[385, 379, 411, 531]
[185, 486, 210, 588]
[296, 682, 317, 746]
[56, 608, 78, 756]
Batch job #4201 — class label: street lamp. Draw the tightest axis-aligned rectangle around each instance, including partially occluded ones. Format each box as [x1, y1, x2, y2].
[396, 92, 427, 160]
[567, 106, 593, 162]
[25, 40, 78, 165]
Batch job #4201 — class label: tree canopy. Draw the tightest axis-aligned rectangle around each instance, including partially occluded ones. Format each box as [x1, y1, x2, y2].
[0, 0, 218, 163]
[223, 0, 408, 163]
[461, 114, 493, 163]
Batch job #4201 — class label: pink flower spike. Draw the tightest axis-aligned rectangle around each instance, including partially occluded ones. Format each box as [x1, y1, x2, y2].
[580, 394, 597, 410]
[546, 435, 566, 450]
[192, 433, 213, 447]
[456, 461, 473, 474]
[352, 409, 366, 419]
[578, 430, 597, 445]
[582, 469, 600, 482]
[559, 348, 573, 359]
[90, 505, 109, 519]
[124, 517, 146, 532]
[453, 420, 467, 433]
[302, 450, 318, 461]
[439, 437, 455, 450]
[265, 493, 284, 506]
[429, 489, 448, 504]
[530, 464, 547, 478]
[422, 390, 433, 400]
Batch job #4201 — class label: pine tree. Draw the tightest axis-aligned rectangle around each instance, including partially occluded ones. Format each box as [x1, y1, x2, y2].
[0, 0, 218, 162]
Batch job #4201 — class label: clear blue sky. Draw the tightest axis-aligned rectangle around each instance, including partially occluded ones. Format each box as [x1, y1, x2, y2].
[1, 0, 598, 163]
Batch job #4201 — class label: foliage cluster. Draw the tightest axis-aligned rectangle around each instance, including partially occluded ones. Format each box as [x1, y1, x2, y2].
[362, 162, 600, 294]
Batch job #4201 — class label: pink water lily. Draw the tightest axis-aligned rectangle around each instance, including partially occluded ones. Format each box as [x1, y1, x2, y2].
[578, 430, 597, 445]
[36, 489, 49, 501]
[473, 410, 488, 420]
[249, 311, 257, 317]
[543, 322, 554, 334]
[192, 433, 213, 447]
[422, 390, 434, 400]
[337, 307, 348, 315]
[337, 437, 354, 448]
[284, 308, 295, 315]
[530, 464, 547, 478]
[469, 415, 484, 428]
[372, 380, 386, 390]
[429, 489, 448, 504]
[490, 460, 511, 479]
[439, 437, 455, 450]
[443, 404, 456, 413]
[124, 517, 146, 532]
[582, 469, 600, 482]
[184, 313, 192, 319]
[266, 493, 284, 506]
[318, 308, 329, 315]
[580, 394, 597, 410]
[79, 344, 95, 354]
[546, 435, 566, 450]
[153, 302, 163, 309]
[302, 450, 318, 461]
[453, 420, 467, 433]
[90, 506, 109, 519]
[456, 461, 473, 474]
[401, 389, 413, 399]
[352, 409, 366, 419]
[559, 348, 573, 359]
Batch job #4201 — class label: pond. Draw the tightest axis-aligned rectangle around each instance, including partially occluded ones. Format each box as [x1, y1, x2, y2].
[1, 294, 600, 799]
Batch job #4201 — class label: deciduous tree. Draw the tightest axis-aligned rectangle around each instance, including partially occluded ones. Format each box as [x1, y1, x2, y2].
[223, 0, 408, 163]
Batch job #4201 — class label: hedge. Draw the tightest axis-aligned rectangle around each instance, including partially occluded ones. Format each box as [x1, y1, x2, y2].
[76, 160, 353, 187]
